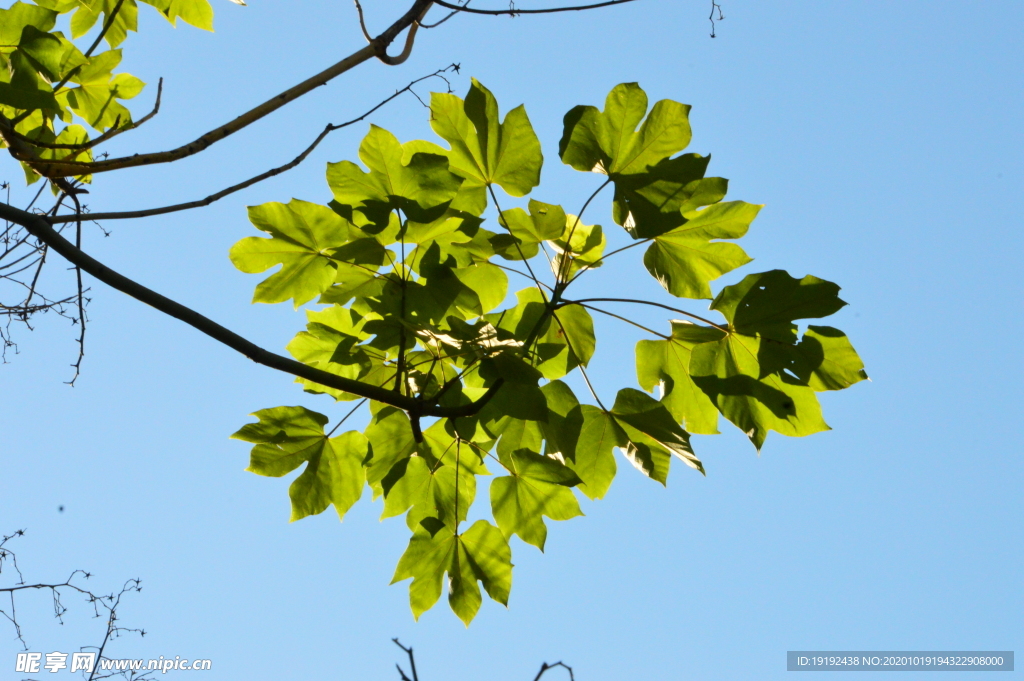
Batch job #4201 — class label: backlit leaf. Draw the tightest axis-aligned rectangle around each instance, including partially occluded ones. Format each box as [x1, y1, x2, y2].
[232, 406, 367, 522]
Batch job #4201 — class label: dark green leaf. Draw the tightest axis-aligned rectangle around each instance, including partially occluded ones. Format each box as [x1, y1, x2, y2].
[611, 388, 703, 479]
[689, 333, 829, 450]
[712, 269, 847, 341]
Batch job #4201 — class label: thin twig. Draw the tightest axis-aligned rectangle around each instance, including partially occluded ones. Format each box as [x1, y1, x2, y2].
[417, 0, 471, 28]
[534, 661, 575, 681]
[392, 639, 419, 681]
[433, 0, 638, 16]
[566, 297, 728, 331]
[556, 178, 611, 284]
[572, 301, 670, 339]
[48, 68, 458, 224]
[709, 0, 723, 38]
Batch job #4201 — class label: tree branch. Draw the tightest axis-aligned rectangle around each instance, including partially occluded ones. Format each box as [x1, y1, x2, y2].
[9, 0, 437, 178]
[392, 638, 419, 681]
[47, 68, 456, 224]
[534, 661, 575, 681]
[0, 201, 497, 419]
[433, 0, 638, 16]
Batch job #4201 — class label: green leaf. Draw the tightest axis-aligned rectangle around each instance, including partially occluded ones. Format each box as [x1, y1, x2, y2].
[611, 388, 703, 481]
[61, 50, 145, 131]
[430, 78, 542, 198]
[483, 288, 588, 384]
[381, 453, 476, 531]
[612, 155, 722, 239]
[391, 519, 511, 625]
[0, 51, 59, 112]
[568, 406, 621, 500]
[231, 406, 367, 522]
[31, 0, 78, 13]
[285, 307, 377, 399]
[452, 262, 508, 315]
[18, 26, 88, 82]
[230, 200, 353, 306]
[760, 325, 868, 392]
[635, 321, 724, 434]
[689, 333, 830, 450]
[550, 215, 605, 281]
[326, 125, 463, 225]
[712, 269, 847, 342]
[496, 200, 566, 259]
[538, 380, 583, 464]
[491, 446, 582, 551]
[476, 354, 548, 423]
[534, 303, 596, 380]
[559, 82, 692, 177]
[643, 201, 760, 299]
[0, 3, 57, 49]
[364, 407, 417, 489]
[70, 0, 139, 48]
[140, 0, 215, 31]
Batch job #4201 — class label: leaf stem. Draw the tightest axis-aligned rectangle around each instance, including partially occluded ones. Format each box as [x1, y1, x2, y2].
[549, 309, 607, 411]
[567, 297, 728, 332]
[327, 398, 368, 437]
[556, 178, 611, 284]
[487, 184, 547, 301]
[569, 302, 670, 339]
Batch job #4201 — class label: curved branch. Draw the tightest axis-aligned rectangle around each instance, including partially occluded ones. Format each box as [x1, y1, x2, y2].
[566, 297, 728, 331]
[570, 301, 670, 339]
[47, 68, 455, 224]
[0, 201, 495, 419]
[373, 2, 432, 65]
[432, 0, 638, 16]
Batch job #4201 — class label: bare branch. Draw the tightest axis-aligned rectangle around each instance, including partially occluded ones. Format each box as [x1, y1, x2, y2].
[417, 0, 470, 29]
[47, 68, 457, 224]
[392, 638, 420, 681]
[432, 0, 638, 16]
[354, 0, 375, 42]
[709, 0, 724, 38]
[534, 661, 575, 681]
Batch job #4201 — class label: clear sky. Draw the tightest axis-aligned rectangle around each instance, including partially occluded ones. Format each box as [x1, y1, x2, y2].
[2, 1, 1022, 679]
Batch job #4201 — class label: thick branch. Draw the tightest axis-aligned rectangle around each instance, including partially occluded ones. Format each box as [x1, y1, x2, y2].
[0, 201, 495, 419]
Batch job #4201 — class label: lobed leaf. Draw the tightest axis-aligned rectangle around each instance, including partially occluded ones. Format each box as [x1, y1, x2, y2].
[430, 78, 542, 199]
[231, 406, 367, 522]
[391, 519, 512, 625]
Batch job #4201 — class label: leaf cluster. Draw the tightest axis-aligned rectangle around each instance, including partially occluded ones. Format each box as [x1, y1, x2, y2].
[223, 79, 868, 624]
[0, 0, 219, 185]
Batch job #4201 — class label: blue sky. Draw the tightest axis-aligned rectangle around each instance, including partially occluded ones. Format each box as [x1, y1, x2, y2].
[2, 1, 1022, 679]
